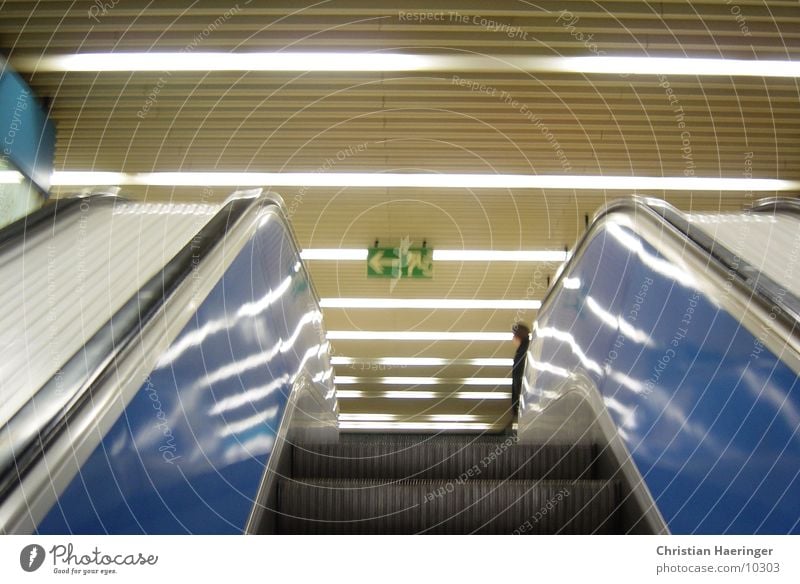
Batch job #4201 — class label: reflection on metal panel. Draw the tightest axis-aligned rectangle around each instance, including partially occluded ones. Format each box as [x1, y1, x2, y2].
[0, 199, 218, 428]
[522, 215, 800, 534]
[36, 208, 335, 534]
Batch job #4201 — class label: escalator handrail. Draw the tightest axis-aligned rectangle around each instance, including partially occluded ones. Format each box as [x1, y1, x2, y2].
[0, 189, 316, 505]
[750, 196, 800, 217]
[538, 195, 799, 357]
[258, 190, 324, 306]
[646, 196, 800, 323]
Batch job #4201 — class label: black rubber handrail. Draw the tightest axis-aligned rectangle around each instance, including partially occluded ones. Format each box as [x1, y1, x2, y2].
[0, 194, 256, 502]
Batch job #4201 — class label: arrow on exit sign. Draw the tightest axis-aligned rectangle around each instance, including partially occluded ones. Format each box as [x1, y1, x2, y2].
[367, 247, 433, 278]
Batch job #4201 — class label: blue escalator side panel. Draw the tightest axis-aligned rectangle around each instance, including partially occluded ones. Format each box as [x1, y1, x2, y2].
[528, 226, 800, 534]
[38, 213, 329, 534]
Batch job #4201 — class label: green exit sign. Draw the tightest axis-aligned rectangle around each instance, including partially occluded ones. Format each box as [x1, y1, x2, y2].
[367, 247, 433, 278]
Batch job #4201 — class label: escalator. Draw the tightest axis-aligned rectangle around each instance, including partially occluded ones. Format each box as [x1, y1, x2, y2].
[0, 190, 338, 534]
[266, 196, 799, 535]
[0, 189, 652, 534]
[1, 192, 797, 534]
[275, 434, 623, 534]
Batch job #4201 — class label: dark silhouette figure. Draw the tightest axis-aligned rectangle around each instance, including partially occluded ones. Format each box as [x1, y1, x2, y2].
[510, 322, 531, 430]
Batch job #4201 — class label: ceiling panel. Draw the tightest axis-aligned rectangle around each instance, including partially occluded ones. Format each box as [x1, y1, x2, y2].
[2, 0, 799, 59]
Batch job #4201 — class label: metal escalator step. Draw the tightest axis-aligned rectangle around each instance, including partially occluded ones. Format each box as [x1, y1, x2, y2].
[293, 440, 596, 481]
[336, 433, 511, 443]
[277, 479, 619, 534]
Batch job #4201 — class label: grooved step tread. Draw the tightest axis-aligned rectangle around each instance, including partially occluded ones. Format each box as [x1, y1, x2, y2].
[277, 478, 620, 534]
[336, 433, 515, 443]
[293, 441, 597, 481]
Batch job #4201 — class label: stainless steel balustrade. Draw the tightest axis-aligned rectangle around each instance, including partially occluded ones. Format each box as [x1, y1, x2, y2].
[0, 189, 333, 533]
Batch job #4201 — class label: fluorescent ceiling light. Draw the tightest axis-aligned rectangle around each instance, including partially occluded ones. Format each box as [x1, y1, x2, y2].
[337, 390, 434, 399]
[339, 413, 399, 421]
[327, 330, 512, 341]
[15, 53, 800, 78]
[336, 390, 510, 400]
[335, 376, 510, 385]
[320, 298, 541, 310]
[335, 376, 436, 385]
[563, 56, 800, 78]
[339, 421, 497, 431]
[0, 171, 23, 184]
[457, 391, 511, 400]
[49, 171, 800, 191]
[16, 52, 430, 72]
[465, 358, 513, 367]
[301, 248, 569, 262]
[51, 171, 125, 185]
[300, 249, 367, 260]
[434, 249, 569, 262]
[340, 413, 483, 422]
[331, 357, 512, 366]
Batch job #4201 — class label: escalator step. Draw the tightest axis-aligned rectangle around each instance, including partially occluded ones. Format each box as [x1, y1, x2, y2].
[336, 433, 512, 443]
[293, 441, 596, 481]
[277, 479, 619, 534]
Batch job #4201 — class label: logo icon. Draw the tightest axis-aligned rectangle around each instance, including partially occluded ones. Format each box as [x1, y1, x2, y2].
[20, 544, 46, 572]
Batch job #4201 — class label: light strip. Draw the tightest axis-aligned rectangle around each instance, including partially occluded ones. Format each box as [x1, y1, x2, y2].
[335, 376, 511, 385]
[14, 52, 430, 72]
[340, 413, 483, 422]
[0, 171, 23, 184]
[320, 298, 540, 310]
[301, 248, 569, 262]
[434, 249, 569, 262]
[49, 171, 800, 191]
[565, 56, 800, 78]
[53, 171, 125, 185]
[327, 330, 512, 341]
[14, 53, 800, 78]
[456, 391, 511, 400]
[338, 421, 497, 431]
[336, 390, 510, 400]
[466, 358, 513, 367]
[335, 376, 436, 385]
[331, 357, 512, 366]
[300, 249, 368, 260]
